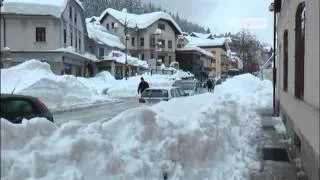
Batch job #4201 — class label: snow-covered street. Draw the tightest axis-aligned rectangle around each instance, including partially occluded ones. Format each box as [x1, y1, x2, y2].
[53, 98, 140, 125]
[1, 67, 274, 179]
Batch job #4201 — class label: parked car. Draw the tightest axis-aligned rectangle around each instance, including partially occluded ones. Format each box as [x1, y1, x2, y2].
[172, 80, 203, 96]
[139, 87, 188, 104]
[1, 94, 54, 123]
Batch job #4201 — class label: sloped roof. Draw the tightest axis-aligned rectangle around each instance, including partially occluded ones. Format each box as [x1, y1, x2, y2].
[99, 8, 182, 34]
[185, 35, 227, 47]
[176, 44, 214, 59]
[1, 0, 83, 17]
[102, 50, 148, 68]
[86, 17, 125, 50]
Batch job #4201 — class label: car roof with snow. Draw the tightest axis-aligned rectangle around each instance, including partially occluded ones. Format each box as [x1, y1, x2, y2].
[145, 86, 180, 91]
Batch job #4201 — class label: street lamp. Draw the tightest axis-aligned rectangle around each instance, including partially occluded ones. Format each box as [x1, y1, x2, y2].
[114, 17, 138, 80]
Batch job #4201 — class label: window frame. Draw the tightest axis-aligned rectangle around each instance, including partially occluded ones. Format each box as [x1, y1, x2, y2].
[283, 30, 288, 91]
[99, 47, 105, 58]
[158, 23, 165, 30]
[63, 28, 67, 44]
[294, 2, 306, 99]
[140, 37, 144, 47]
[168, 40, 173, 49]
[69, 6, 72, 20]
[131, 37, 135, 46]
[35, 27, 46, 42]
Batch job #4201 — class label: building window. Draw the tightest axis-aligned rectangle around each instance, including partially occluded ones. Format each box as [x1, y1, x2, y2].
[141, 54, 144, 60]
[132, 37, 135, 46]
[70, 28, 73, 46]
[99, 47, 104, 58]
[283, 30, 288, 91]
[35, 27, 46, 42]
[168, 40, 173, 49]
[158, 23, 165, 30]
[140, 37, 144, 47]
[169, 56, 172, 65]
[79, 38, 81, 51]
[112, 22, 115, 28]
[74, 13, 77, 23]
[151, 37, 156, 47]
[158, 39, 165, 48]
[151, 54, 154, 59]
[69, 6, 72, 20]
[75, 32, 78, 49]
[294, 2, 306, 99]
[106, 23, 109, 30]
[63, 29, 67, 44]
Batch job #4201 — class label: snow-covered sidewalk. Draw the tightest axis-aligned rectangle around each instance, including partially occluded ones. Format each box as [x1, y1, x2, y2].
[1, 73, 273, 179]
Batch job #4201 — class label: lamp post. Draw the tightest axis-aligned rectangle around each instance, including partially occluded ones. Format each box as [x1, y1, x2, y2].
[114, 17, 138, 80]
[153, 29, 162, 74]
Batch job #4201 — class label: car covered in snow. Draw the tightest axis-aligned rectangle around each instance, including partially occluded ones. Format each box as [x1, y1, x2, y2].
[0, 94, 54, 123]
[172, 79, 203, 96]
[139, 87, 188, 104]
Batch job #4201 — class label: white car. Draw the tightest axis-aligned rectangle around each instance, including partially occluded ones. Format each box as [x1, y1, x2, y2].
[172, 80, 204, 96]
[139, 87, 188, 104]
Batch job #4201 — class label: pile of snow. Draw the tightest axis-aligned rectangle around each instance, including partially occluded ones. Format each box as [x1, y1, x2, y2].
[1, 74, 272, 179]
[1, 60, 192, 107]
[1, 60, 115, 109]
[1, 0, 84, 18]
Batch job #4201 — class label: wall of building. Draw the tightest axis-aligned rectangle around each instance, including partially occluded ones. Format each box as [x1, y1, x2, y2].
[1, 15, 61, 51]
[61, 0, 86, 54]
[276, 0, 319, 179]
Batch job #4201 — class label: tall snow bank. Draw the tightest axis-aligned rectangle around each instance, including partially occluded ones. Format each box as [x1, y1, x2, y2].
[1, 74, 273, 179]
[1, 60, 115, 109]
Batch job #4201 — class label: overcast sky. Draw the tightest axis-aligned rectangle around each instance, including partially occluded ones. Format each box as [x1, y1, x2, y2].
[149, 0, 274, 45]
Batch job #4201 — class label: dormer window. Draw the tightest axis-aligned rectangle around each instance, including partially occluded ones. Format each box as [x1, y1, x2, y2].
[158, 23, 165, 30]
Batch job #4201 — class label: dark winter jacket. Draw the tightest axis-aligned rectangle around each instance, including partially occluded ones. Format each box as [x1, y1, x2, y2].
[138, 81, 149, 94]
[206, 79, 213, 89]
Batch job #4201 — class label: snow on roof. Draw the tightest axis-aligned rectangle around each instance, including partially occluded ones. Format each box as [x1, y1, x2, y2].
[86, 17, 125, 50]
[185, 35, 226, 47]
[55, 47, 98, 62]
[102, 50, 148, 68]
[1, 0, 83, 17]
[177, 44, 214, 59]
[99, 8, 182, 34]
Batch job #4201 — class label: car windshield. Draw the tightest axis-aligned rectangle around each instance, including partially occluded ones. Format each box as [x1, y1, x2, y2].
[141, 89, 168, 98]
[172, 81, 195, 90]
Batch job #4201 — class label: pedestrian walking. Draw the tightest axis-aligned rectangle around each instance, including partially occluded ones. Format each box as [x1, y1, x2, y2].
[138, 77, 149, 94]
[206, 79, 213, 92]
